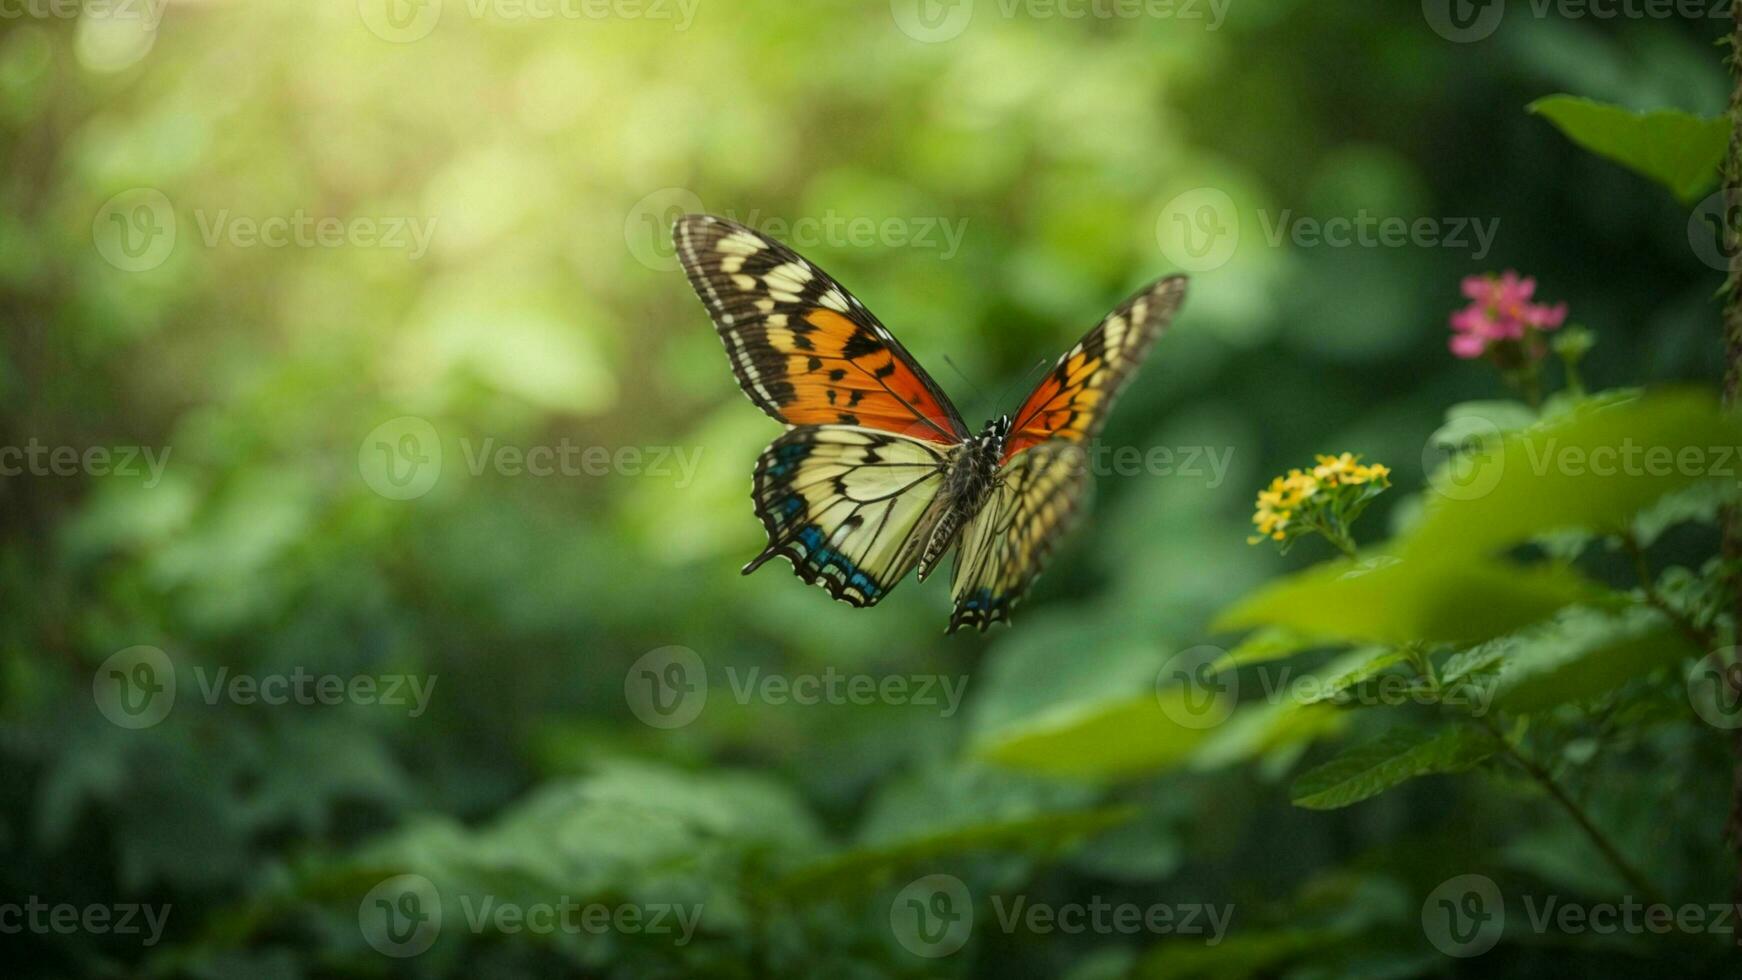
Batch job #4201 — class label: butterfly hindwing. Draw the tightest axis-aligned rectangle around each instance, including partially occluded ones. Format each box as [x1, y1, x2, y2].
[947, 440, 1090, 633]
[675, 214, 969, 444]
[1003, 275, 1188, 461]
[748, 425, 950, 607]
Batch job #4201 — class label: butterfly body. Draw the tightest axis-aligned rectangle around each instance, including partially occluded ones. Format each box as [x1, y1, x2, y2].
[675, 213, 1187, 633]
[917, 414, 1011, 581]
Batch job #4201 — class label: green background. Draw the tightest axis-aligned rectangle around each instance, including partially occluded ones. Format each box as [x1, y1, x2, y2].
[1, 0, 1733, 976]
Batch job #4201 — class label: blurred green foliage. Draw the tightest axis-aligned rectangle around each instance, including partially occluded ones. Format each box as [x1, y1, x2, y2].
[2, 1, 1739, 977]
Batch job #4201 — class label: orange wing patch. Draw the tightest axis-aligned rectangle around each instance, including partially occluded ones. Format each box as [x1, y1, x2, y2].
[675, 215, 968, 445]
[1004, 276, 1188, 461]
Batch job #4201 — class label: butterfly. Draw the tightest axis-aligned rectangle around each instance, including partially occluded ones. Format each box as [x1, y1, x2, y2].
[674, 214, 1188, 633]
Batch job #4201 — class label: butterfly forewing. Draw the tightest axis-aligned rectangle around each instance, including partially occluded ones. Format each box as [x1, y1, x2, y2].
[748, 426, 950, 606]
[949, 274, 1189, 631]
[674, 214, 969, 444]
[1003, 275, 1188, 461]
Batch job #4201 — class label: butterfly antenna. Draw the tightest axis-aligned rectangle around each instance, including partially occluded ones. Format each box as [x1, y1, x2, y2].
[988, 357, 1051, 413]
[941, 354, 987, 404]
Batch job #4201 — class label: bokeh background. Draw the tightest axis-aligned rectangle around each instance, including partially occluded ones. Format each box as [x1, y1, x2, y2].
[2, 0, 1734, 976]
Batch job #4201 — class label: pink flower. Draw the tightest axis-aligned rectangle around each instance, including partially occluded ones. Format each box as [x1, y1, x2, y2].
[1447, 271, 1567, 359]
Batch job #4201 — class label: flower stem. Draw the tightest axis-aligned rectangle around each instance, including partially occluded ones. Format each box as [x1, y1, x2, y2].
[1476, 715, 1667, 905]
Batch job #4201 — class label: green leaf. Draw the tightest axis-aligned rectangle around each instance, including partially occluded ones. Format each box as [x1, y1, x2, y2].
[1212, 554, 1602, 646]
[1290, 726, 1496, 810]
[974, 690, 1220, 780]
[774, 806, 1134, 898]
[1208, 626, 1335, 674]
[1493, 605, 1699, 712]
[1293, 648, 1410, 706]
[1528, 96, 1728, 202]
[1404, 388, 1742, 561]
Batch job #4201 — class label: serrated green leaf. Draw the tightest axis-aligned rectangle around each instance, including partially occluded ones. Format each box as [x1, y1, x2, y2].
[1494, 605, 1699, 712]
[1405, 388, 1742, 561]
[1528, 96, 1727, 202]
[1290, 726, 1495, 810]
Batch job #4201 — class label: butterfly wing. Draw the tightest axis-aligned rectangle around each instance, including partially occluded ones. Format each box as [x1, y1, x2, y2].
[1002, 275, 1188, 461]
[949, 275, 1189, 632]
[947, 441, 1089, 633]
[747, 425, 950, 607]
[675, 214, 969, 444]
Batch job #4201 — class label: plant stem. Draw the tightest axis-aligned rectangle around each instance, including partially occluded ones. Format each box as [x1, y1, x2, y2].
[1620, 530, 1717, 654]
[1476, 716, 1667, 906]
[1721, 5, 1742, 926]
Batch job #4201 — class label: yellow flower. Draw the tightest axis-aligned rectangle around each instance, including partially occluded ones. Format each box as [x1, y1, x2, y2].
[1250, 452, 1391, 550]
[1312, 452, 1390, 487]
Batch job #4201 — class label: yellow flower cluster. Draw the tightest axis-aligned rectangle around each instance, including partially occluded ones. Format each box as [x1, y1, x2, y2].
[1249, 453, 1391, 544]
[1310, 452, 1391, 488]
[1250, 469, 1318, 542]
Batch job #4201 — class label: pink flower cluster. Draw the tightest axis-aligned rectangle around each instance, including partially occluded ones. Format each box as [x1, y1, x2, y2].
[1448, 271, 1568, 359]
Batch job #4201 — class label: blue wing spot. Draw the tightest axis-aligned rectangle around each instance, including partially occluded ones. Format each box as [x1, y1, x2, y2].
[961, 588, 1008, 613]
[767, 441, 812, 477]
[795, 524, 884, 599]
